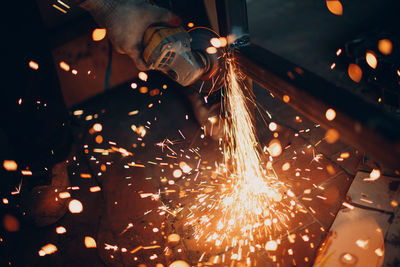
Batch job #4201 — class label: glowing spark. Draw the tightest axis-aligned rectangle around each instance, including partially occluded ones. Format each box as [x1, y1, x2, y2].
[282, 162, 291, 171]
[29, 61, 39, 70]
[93, 123, 102, 132]
[120, 223, 134, 235]
[311, 149, 323, 163]
[128, 110, 139, 116]
[364, 169, 381, 181]
[59, 192, 71, 199]
[348, 63, 362, 82]
[52, 4, 67, 13]
[366, 51, 378, 69]
[90, 186, 101, 192]
[3, 160, 17, 171]
[268, 122, 277, 131]
[265, 240, 278, 251]
[84, 236, 97, 248]
[179, 161, 192, 173]
[105, 243, 118, 251]
[80, 173, 92, 179]
[169, 261, 190, 267]
[130, 246, 143, 254]
[219, 37, 228, 47]
[267, 139, 282, 157]
[340, 152, 350, 158]
[184, 58, 299, 258]
[139, 86, 148, 93]
[56, 226, 67, 234]
[325, 108, 336, 121]
[59, 61, 70, 72]
[3, 214, 19, 232]
[68, 199, 83, 213]
[92, 28, 106, 41]
[342, 202, 354, 210]
[131, 82, 138, 89]
[167, 234, 180, 243]
[39, 244, 57, 256]
[57, 0, 70, 9]
[208, 116, 217, 124]
[356, 239, 369, 249]
[210, 38, 221, 48]
[173, 169, 182, 178]
[378, 39, 392, 55]
[324, 128, 340, 143]
[95, 135, 103, 144]
[375, 248, 384, 257]
[21, 170, 32, 176]
[326, 0, 343, 15]
[138, 72, 148, 81]
[73, 110, 83, 116]
[206, 47, 217, 54]
[283, 94, 290, 103]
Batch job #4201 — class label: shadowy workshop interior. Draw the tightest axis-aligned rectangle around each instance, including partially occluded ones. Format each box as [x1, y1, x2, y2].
[1, 0, 400, 266]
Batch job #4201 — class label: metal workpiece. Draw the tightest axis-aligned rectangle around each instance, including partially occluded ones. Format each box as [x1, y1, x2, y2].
[215, 0, 249, 45]
[234, 43, 400, 168]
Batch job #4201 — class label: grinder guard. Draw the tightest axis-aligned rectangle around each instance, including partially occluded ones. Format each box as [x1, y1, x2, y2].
[142, 26, 222, 87]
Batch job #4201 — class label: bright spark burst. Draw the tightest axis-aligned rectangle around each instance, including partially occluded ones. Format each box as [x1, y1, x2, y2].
[183, 58, 301, 263]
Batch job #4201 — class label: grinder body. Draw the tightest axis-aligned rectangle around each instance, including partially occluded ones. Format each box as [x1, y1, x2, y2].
[142, 25, 220, 87]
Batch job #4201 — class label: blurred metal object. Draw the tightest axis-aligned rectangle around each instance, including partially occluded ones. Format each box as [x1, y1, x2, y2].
[315, 171, 399, 267]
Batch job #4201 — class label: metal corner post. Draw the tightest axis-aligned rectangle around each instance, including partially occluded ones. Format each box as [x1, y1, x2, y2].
[215, 0, 249, 46]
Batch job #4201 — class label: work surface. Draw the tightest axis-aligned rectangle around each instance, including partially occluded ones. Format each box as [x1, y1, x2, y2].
[4, 70, 364, 266]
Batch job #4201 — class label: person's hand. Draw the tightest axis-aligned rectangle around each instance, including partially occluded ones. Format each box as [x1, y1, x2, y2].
[80, 0, 174, 70]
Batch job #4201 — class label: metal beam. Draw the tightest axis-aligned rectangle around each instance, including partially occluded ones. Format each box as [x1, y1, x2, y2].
[235, 44, 400, 168]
